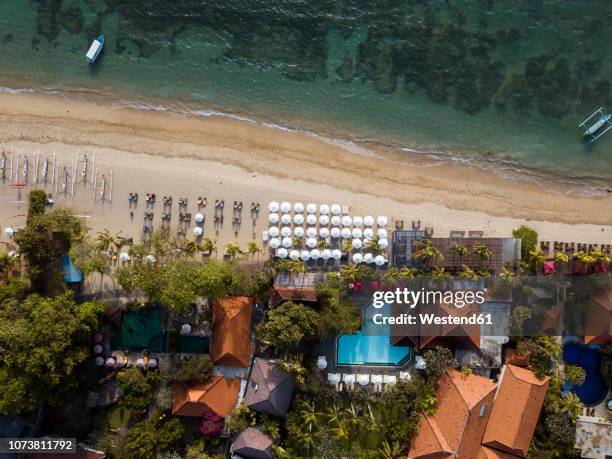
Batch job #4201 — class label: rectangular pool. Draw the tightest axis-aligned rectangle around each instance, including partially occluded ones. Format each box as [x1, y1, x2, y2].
[336, 301, 411, 366]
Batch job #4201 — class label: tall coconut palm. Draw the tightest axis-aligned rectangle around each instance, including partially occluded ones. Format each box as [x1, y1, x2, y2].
[0, 252, 15, 283]
[201, 237, 217, 257]
[554, 251, 569, 264]
[316, 239, 329, 250]
[225, 241, 242, 260]
[529, 249, 546, 272]
[376, 440, 403, 459]
[459, 265, 479, 281]
[342, 240, 353, 254]
[340, 264, 359, 285]
[450, 242, 469, 263]
[181, 240, 200, 258]
[473, 243, 492, 267]
[413, 239, 444, 269]
[246, 241, 261, 259]
[366, 235, 383, 255]
[96, 228, 114, 252]
[299, 399, 318, 457]
[559, 393, 583, 420]
[499, 266, 517, 285]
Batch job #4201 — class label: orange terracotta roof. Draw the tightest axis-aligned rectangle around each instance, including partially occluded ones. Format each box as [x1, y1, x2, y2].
[409, 370, 496, 458]
[172, 374, 240, 417]
[476, 445, 522, 459]
[270, 287, 318, 307]
[482, 365, 550, 458]
[585, 289, 612, 345]
[504, 349, 530, 368]
[211, 297, 253, 367]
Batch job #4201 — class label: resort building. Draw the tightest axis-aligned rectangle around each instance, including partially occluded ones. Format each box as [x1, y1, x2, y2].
[409, 365, 550, 458]
[211, 297, 253, 368]
[584, 289, 612, 346]
[270, 272, 326, 308]
[574, 415, 612, 459]
[243, 358, 294, 417]
[231, 427, 274, 459]
[172, 374, 241, 417]
[392, 233, 521, 273]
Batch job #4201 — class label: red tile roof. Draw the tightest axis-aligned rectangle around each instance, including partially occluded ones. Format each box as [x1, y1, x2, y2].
[211, 297, 253, 367]
[172, 374, 240, 417]
[482, 365, 550, 458]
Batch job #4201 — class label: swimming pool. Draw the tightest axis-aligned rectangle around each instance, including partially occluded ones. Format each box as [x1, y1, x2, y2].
[563, 343, 608, 406]
[336, 301, 411, 366]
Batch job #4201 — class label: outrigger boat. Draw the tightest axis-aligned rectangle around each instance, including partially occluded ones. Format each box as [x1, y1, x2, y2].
[86, 34, 105, 64]
[579, 107, 612, 142]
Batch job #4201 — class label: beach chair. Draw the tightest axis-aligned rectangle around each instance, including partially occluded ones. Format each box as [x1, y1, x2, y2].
[450, 230, 465, 238]
[399, 371, 411, 382]
[468, 230, 484, 238]
[342, 206, 350, 215]
[411, 220, 420, 230]
[262, 230, 269, 243]
[356, 374, 370, 387]
[425, 226, 434, 237]
[383, 375, 397, 388]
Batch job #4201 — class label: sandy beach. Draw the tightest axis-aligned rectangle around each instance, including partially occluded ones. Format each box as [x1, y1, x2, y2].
[0, 91, 611, 251]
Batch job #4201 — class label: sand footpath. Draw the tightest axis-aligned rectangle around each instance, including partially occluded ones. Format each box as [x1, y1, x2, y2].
[0, 91, 611, 249]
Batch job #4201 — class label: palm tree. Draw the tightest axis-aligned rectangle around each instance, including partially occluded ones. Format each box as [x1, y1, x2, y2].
[201, 238, 217, 257]
[376, 440, 403, 459]
[96, 229, 114, 252]
[340, 264, 359, 285]
[316, 239, 329, 250]
[431, 266, 450, 280]
[559, 393, 583, 420]
[246, 241, 261, 259]
[459, 265, 479, 281]
[529, 249, 545, 271]
[591, 250, 611, 271]
[342, 240, 353, 254]
[554, 251, 569, 264]
[181, 240, 200, 258]
[450, 242, 469, 263]
[413, 239, 444, 269]
[366, 235, 383, 255]
[326, 403, 349, 440]
[299, 399, 318, 457]
[499, 266, 517, 285]
[0, 252, 15, 283]
[225, 241, 242, 260]
[473, 243, 492, 267]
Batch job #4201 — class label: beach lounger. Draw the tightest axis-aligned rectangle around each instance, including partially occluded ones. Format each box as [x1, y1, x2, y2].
[327, 373, 341, 391]
[356, 374, 370, 387]
[342, 374, 355, 390]
[342, 206, 350, 215]
[383, 375, 397, 387]
[371, 374, 383, 392]
[450, 230, 465, 238]
[262, 230, 269, 242]
[468, 230, 484, 237]
[399, 371, 411, 381]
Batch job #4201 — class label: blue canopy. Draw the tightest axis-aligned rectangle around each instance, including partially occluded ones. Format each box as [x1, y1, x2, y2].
[62, 255, 83, 283]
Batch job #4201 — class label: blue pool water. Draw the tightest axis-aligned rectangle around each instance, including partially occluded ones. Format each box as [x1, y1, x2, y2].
[337, 302, 411, 366]
[563, 343, 608, 406]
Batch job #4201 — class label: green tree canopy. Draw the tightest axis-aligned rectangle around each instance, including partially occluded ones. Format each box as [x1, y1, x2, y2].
[0, 292, 104, 415]
[170, 355, 212, 384]
[257, 301, 320, 353]
[116, 367, 159, 413]
[423, 347, 457, 381]
[512, 225, 538, 262]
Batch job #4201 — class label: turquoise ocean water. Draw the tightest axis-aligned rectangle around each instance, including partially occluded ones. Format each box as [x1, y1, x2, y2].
[0, 0, 611, 193]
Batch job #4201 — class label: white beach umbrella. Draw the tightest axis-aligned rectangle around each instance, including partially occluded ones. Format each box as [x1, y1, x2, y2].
[319, 204, 330, 215]
[353, 216, 364, 227]
[195, 213, 205, 223]
[148, 359, 158, 369]
[93, 344, 103, 354]
[268, 226, 280, 238]
[268, 213, 279, 224]
[281, 214, 292, 225]
[181, 324, 192, 335]
[331, 204, 342, 215]
[269, 238, 281, 249]
[310, 249, 321, 260]
[293, 202, 304, 213]
[146, 255, 156, 264]
[352, 238, 363, 250]
[319, 215, 330, 226]
[341, 228, 352, 239]
[306, 203, 317, 214]
[375, 255, 386, 266]
[306, 227, 317, 238]
[358, 374, 370, 386]
[331, 249, 342, 260]
[317, 356, 328, 369]
[300, 250, 311, 261]
[377, 228, 388, 239]
[352, 228, 363, 239]
[364, 253, 374, 264]
[119, 252, 130, 262]
[319, 228, 330, 238]
[294, 227, 305, 238]
[321, 249, 332, 260]
[105, 357, 116, 367]
[352, 253, 364, 264]
[331, 215, 341, 226]
[276, 248, 288, 259]
[328, 373, 341, 384]
[363, 228, 374, 239]
[289, 250, 300, 260]
[306, 237, 318, 248]
[193, 227, 203, 237]
[364, 216, 375, 227]
[280, 201, 291, 213]
[281, 226, 292, 237]
[95, 356, 104, 366]
[136, 358, 145, 369]
[293, 214, 304, 225]
[341, 216, 352, 227]
[330, 227, 341, 238]
[268, 201, 280, 212]
[282, 237, 293, 248]
[4, 227, 14, 237]
[306, 214, 317, 225]
[379, 238, 389, 249]
[377, 216, 388, 227]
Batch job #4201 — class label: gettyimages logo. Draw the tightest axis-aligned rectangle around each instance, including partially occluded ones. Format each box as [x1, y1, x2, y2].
[372, 288, 486, 309]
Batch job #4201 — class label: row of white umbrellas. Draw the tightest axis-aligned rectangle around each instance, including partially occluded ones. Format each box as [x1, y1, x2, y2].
[274, 248, 386, 265]
[269, 201, 343, 215]
[269, 235, 388, 250]
[352, 253, 387, 266]
[268, 212, 387, 228]
[268, 226, 387, 239]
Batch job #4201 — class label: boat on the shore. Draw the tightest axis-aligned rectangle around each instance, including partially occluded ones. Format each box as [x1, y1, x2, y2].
[579, 107, 612, 142]
[86, 35, 104, 64]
